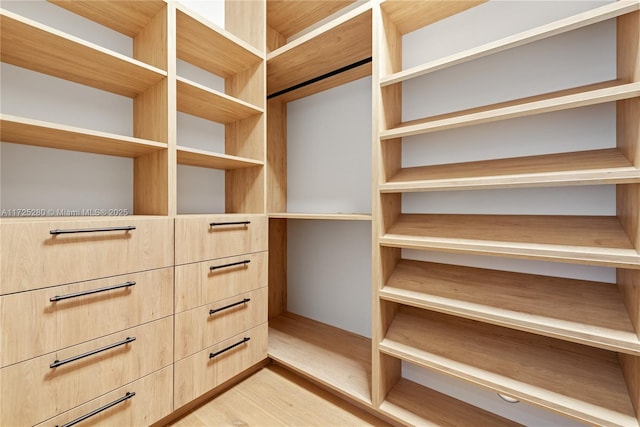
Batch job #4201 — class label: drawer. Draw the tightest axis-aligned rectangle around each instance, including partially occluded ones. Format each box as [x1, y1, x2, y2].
[35, 366, 173, 427]
[1, 267, 173, 367]
[175, 214, 267, 264]
[174, 322, 268, 409]
[0, 217, 173, 294]
[175, 287, 267, 360]
[0, 317, 172, 427]
[175, 251, 267, 312]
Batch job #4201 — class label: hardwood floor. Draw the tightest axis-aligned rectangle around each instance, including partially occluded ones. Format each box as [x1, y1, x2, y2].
[166, 363, 390, 427]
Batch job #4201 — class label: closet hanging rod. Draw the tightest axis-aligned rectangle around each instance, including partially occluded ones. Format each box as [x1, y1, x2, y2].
[267, 57, 372, 100]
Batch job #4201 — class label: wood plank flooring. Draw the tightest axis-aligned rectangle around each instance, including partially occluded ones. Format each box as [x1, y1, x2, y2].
[166, 364, 390, 427]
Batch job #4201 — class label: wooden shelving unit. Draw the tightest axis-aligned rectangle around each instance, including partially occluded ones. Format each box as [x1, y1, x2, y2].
[176, 146, 263, 170]
[268, 213, 371, 221]
[380, 307, 639, 427]
[373, 0, 640, 425]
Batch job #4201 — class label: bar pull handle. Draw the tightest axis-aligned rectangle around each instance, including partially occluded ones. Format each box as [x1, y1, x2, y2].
[50, 281, 135, 302]
[209, 337, 250, 359]
[209, 298, 250, 315]
[50, 226, 136, 235]
[50, 337, 135, 368]
[55, 392, 135, 427]
[210, 260, 250, 271]
[209, 221, 250, 227]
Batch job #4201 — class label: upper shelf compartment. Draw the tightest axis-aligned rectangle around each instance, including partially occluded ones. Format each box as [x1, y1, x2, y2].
[267, 2, 372, 100]
[0, 9, 167, 98]
[47, 0, 166, 38]
[380, 1, 640, 86]
[175, 4, 263, 79]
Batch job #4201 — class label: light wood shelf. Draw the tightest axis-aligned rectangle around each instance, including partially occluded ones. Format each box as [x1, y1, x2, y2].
[380, 307, 639, 427]
[380, 80, 640, 140]
[380, 214, 640, 269]
[0, 114, 166, 157]
[380, 0, 485, 36]
[0, 9, 167, 98]
[267, 3, 372, 98]
[176, 5, 263, 78]
[381, 1, 640, 86]
[268, 213, 371, 221]
[380, 148, 640, 192]
[177, 77, 263, 124]
[47, 0, 166, 38]
[267, 0, 356, 42]
[380, 378, 519, 427]
[381, 259, 640, 355]
[176, 146, 263, 170]
[268, 312, 372, 407]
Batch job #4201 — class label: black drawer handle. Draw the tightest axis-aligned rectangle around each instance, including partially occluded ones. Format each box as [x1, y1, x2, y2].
[55, 392, 135, 427]
[50, 226, 136, 235]
[210, 260, 250, 271]
[209, 337, 250, 359]
[209, 298, 250, 315]
[50, 337, 135, 368]
[50, 281, 135, 302]
[209, 221, 250, 227]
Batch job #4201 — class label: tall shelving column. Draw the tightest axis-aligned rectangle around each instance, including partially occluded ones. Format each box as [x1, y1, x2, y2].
[373, 1, 640, 425]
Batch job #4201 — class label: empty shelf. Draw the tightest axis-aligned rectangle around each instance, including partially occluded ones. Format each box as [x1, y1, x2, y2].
[176, 146, 263, 170]
[381, 1, 640, 86]
[268, 312, 372, 406]
[268, 213, 372, 221]
[380, 149, 640, 192]
[380, 307, 639, 427]
[267, 3, 372, 97]
[380, 80, 640, 140]
[177, 77, 263, 124]
[381, 259, 640, 354]
[176, 5, 262, 78]
[48, 1, 166, 37]
[0, 9, 166, 98]
[1, 115, 166, 157]
[380, 214, 640, 268]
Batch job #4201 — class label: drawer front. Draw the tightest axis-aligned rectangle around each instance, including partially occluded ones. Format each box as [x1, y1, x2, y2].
[175, 251, 267, 312]
[0, 217, 174, 294]
[175, 287, 268, 360]
[35, 366, 173, 427]
[0, 317, 172, 427]
[1, 267, 173, 367]
[174, 322, 268, 409]
[175, 215, 267, 264]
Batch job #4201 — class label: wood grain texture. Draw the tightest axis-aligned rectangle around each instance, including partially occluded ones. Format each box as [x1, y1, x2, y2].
[381, 259, 640, 354]
[620, 353, 640, 423]
[267, 0, 356, 40]
[381, 307, 638, 427]
[35, 367, 173, 427]
[268, 312, 372, 406]
[0, 10, 166, 98]
[176, 5, 262, 78]
[267, 24, 287, 52]
[0, 317, 173, 427]
[381, 214, 640, 269]
[381, 80, 640, 140]
[167, 364, 388, 427]
[1, 267, 173, 367]
[174, 214, 268, 265]
[0, 217, 174, 294]
[134, 149, 170, 215]
[133, 2, 167, 70]
[380, 378, 520, 427]
[48, 1, 166, 38]
[267, 99, 287, 212]
[226, 167, 266, 214]
[173, 323, 268, 408]
[268, 213, 372, 220]
[176, 146, 263, 170]
[381, 148, 640, 192]
[227, 61, 266, 109]
[177, 77, 263, 124]
[267, 3, 372, 95]
[618, 10, 640, 82]
[382, 1, 640, 86]
[226, 0, 266, 53]
[175, 252, 267, 313]
[0, 114, 166, 157]
[380, 0, 485, 35]
[268, 218, 287, 319]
